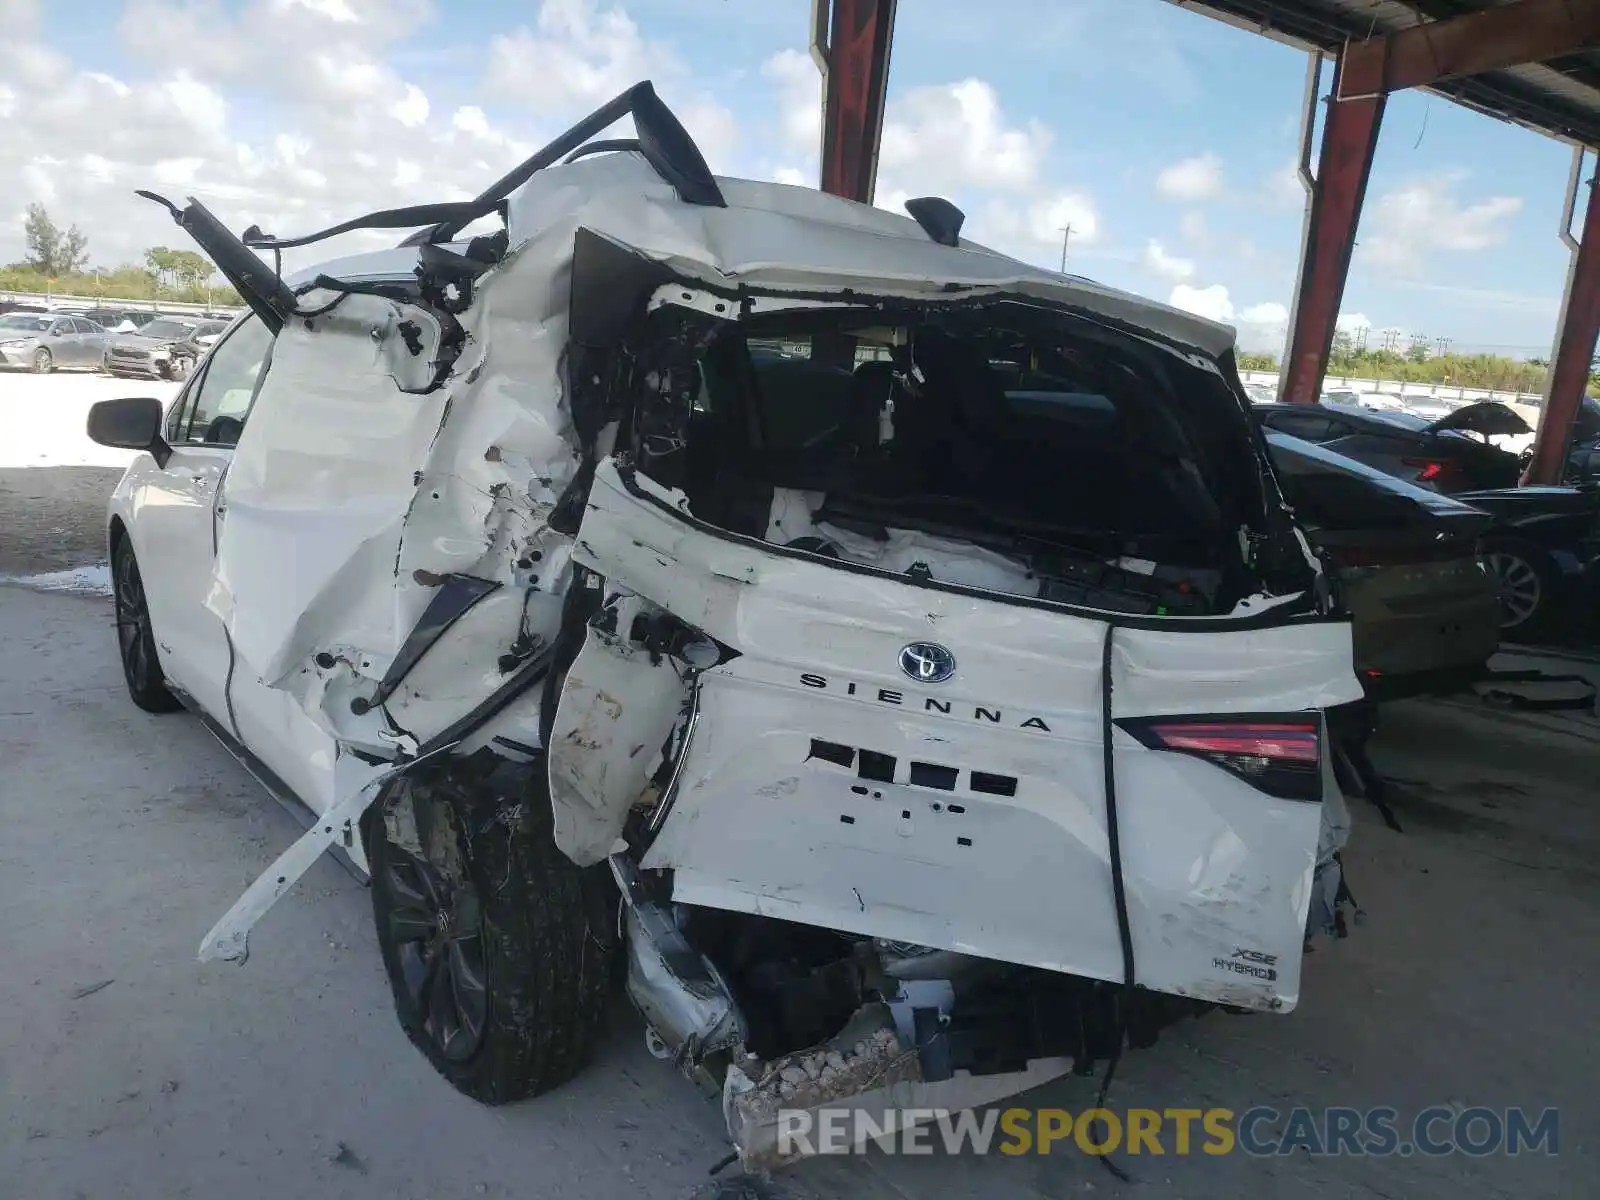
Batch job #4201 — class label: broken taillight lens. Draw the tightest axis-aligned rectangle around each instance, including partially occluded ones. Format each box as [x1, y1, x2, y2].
[1117, 715, 1322, 801]
[1402, 457, 1462, 487]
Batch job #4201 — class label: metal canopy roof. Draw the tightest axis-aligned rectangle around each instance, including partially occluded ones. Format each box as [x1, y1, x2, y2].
[1167, 0, 1600, 147]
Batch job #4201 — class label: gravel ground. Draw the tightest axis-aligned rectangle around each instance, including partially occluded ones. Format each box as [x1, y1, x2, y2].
[2, 371, 1596, 1198]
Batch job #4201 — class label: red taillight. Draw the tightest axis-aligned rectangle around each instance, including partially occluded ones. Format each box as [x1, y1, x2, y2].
[1404, 458, 1445, 482]
[1402, 457, 1466, 487]
[1143, 721, 1319, 762]
[1118, 715, 1322, 801]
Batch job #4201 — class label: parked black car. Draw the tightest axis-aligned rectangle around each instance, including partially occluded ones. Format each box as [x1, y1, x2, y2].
[1255, 399, 1528, 492]
[1515, 396, 1600, 486]
[1264, 431, 1500, 698]
[1453, 484, 1600, 637]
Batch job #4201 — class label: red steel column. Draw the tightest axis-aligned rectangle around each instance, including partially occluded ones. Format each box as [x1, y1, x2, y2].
[1281, 53, 1385, 405]
[1527, 166, 1600, 485]
[817, 0, 898, 203]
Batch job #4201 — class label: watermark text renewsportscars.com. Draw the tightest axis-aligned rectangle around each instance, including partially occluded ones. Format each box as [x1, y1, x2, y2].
[777, 1105, 1560, 1158]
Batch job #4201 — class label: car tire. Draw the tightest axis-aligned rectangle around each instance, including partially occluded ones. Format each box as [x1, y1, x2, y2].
[1479, 536, 1557, 639]
[111, 537, 184, 713]
[32, 347, 53, 374]
[366, 750, 618, 1105]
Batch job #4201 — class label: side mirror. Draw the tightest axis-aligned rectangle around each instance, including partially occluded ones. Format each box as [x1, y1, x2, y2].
[87, 396, 171, 467]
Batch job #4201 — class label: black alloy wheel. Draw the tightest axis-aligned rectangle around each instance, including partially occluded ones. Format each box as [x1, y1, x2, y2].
[112, 539, 183, 712]
[376, 836, 490, 1063]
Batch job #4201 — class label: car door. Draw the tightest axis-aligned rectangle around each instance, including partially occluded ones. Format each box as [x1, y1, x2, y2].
[73, 317, 106, 365]
[44, 319, 79, 366]
[209, 326, 343, 816]
[129, 316, 274, 724]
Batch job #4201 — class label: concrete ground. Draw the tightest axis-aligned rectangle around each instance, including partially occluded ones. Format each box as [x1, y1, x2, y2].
[2, 373, 1596, 1198]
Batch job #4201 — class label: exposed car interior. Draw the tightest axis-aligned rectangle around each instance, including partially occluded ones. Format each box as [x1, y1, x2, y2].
[628, 302, 1302, 617]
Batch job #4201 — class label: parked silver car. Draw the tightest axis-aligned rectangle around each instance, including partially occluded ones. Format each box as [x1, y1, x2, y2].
[0, 312, 110, 372]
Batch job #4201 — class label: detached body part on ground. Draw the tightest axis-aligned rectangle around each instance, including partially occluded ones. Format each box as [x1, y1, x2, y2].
[91, 82, 1367, 1170]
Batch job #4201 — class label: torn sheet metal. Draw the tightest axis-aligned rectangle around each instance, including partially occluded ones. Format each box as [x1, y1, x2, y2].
[553, 459, 1357, 1013]
[207, 151, 1261, 766]
[210, 246, 581, 751]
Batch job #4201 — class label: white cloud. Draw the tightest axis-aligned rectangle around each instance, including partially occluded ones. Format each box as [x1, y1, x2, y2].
[1239, 301, 1288, 326]
[1337, 312, 1372, 334]
[878, 79, 1050, 195]
[0, 0, 1092, 285]
[1168, 283, 1233, 322]
[0, 0, 563, 271]
[1166, 287, 1290, 330]
[969, 192, 1100, 265]
[283, 0, 360, 21]
[1268, 160, 1303, 208]
[1178, 210, 1210, 248]
[1141, 239, 1194, 283]
[484, 0, 656, 113]
[389, 83, 430, 127]
[483, 0, 736, 169]
[763, 49, 821, 162]
[1156, 152, 1223, 202]
[1360, 174, 1522, 273]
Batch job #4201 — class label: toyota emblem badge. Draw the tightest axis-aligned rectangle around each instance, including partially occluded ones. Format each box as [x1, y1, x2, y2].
[899, 642, 956, 684]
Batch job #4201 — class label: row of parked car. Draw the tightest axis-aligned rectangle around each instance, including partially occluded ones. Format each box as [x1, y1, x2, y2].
[0, 304, 232, 379]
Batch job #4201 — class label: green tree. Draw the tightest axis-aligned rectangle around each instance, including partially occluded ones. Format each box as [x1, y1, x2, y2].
[144, 246, 180, 290]
[1405, 336, 1430, 364]
[23, 203, 90, 275]
[170, 249, 215, 288]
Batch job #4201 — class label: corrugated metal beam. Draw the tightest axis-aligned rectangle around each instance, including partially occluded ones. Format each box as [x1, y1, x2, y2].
[1281, 52, 1386, 405]
[814, 0, 898, 203]
[1340, 0, 1600, 98]
[1527, 153, 1600, 485]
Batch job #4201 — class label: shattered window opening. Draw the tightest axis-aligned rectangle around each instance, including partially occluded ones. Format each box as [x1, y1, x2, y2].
[625, 299, 1301, 616]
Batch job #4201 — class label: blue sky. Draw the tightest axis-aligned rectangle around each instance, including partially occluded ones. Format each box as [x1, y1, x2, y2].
[4, 0, 1582, 357]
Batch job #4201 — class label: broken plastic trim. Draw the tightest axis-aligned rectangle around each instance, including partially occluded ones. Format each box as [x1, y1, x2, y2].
[299, 274, 467, 393]
[197, 739, 461, 963]
[349, 574, 501, 716]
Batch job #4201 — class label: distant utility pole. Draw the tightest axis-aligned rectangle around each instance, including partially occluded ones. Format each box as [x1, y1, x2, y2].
[1435, 336, 1452, 356]
[1058, 225, 1072, 272]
